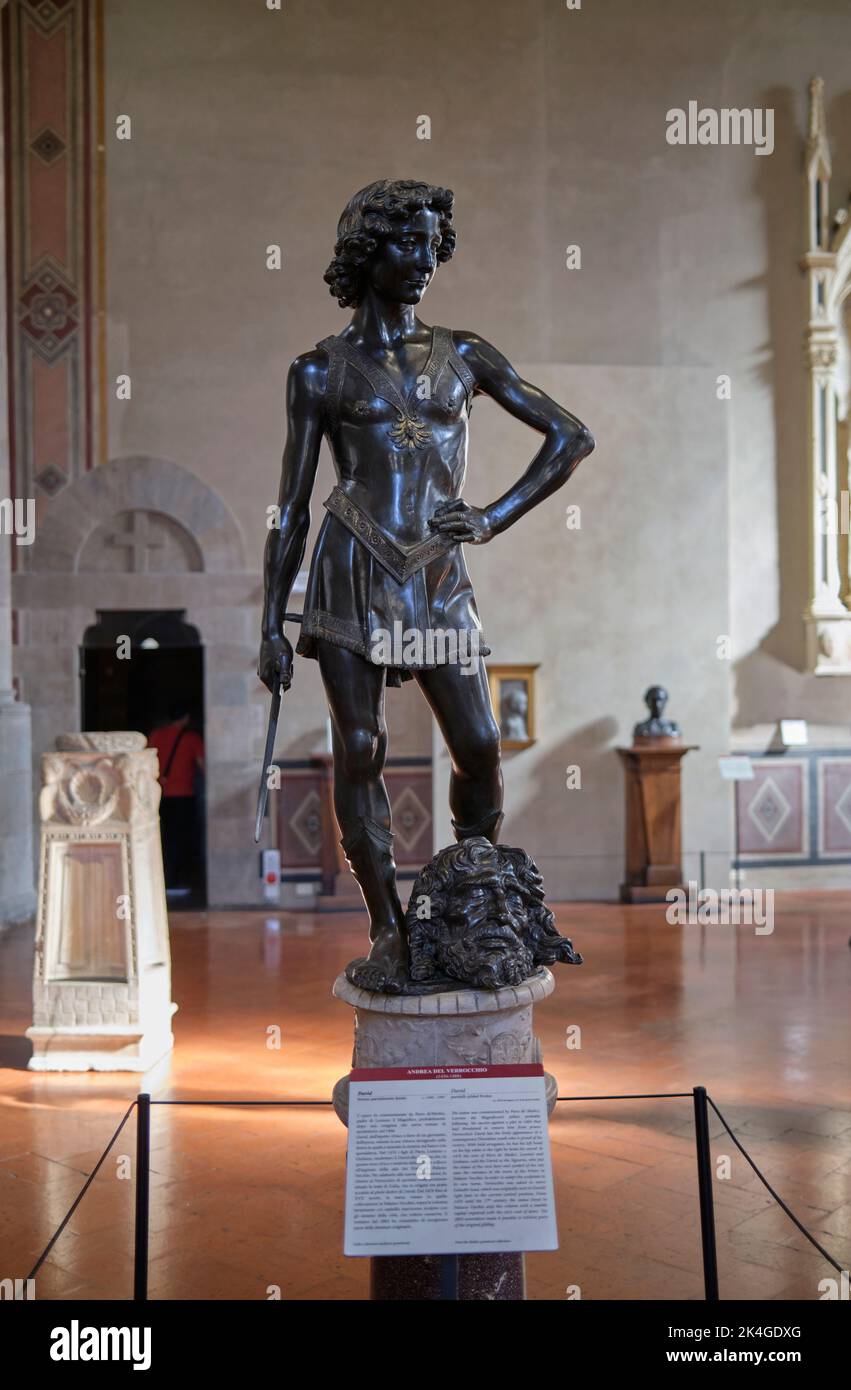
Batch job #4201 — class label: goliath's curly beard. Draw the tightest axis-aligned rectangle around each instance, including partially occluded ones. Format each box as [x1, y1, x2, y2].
[437, 934, 535, 989]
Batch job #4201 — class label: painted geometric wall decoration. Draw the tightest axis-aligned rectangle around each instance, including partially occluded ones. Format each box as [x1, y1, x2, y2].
[389, 784, 431, 856]
[289, 784, 323, 862]
[817, 757, 851, 857]
[3, 0, 102, 549]
[277, 767, 323, 869]
[382, 772, 431, 865]
[735, 759, 808, 860]
[732, 750, 851, 870]
[276, 760, 432, 873]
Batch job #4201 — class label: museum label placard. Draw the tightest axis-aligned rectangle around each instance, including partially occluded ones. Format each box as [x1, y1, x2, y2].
[343, 1063, 558, 1256]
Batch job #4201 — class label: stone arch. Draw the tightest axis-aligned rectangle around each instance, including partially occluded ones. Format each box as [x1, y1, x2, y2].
[31, 455, 246, 574]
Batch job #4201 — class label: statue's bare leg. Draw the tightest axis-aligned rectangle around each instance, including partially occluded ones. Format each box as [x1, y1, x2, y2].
[415, 658, 504, 843]
[317, 639, 408, 993]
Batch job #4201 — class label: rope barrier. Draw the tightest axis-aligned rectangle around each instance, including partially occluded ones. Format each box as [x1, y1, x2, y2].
[22, 1088, 847, 1299]
[707, 1095, 845, 1276]
[150, 1098, 332, 1105]
[557, 1092, 693, 1101]
[25, 1099, 137, 1281]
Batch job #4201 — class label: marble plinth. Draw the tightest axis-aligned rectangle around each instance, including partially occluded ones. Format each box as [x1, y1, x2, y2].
[332, 968, 557, 1301]
[26, 732, 177, 1071]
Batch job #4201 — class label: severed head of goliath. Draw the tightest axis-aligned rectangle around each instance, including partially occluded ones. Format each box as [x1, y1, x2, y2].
[405, 837, 582, 991]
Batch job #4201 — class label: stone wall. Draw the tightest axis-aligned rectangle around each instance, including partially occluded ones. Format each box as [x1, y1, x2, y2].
[13, 456, 264, 905]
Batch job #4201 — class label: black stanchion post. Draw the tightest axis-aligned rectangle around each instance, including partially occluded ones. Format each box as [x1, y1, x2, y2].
[134, 1093, 151, 1302]
[692, 1085, 719, 1301]
[439, 1254, 459, 1300]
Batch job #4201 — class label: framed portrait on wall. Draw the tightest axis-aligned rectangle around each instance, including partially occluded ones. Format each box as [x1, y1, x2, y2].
[488, 664, 539, 751]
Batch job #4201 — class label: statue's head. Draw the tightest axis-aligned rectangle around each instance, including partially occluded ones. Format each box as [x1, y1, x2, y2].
[324, 179, 456, 309]
[502, 686, 528, 718]
[644, 684, 668, 719]
[405, 837, 582, 990]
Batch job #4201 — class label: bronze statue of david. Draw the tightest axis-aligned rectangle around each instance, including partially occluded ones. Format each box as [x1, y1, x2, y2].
[259, 179, 594, 993]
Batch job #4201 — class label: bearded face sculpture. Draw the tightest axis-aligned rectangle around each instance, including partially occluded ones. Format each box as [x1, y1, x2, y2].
[405, 837, 582, 992]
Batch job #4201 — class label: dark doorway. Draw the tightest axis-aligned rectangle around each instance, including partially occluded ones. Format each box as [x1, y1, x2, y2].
[81, 610, 207, 907]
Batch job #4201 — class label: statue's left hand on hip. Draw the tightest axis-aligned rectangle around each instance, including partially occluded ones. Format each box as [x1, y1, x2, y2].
[429, 499, 494, 544]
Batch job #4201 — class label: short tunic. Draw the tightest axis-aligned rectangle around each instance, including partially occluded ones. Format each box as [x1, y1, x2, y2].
[295, 326, 490, 686]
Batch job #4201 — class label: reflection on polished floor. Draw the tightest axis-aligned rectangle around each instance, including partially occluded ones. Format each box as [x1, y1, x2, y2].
[1, 895, 849, 1301]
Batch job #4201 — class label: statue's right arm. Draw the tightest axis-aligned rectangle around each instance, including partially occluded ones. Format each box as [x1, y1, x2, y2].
[258, 350, 327, 691]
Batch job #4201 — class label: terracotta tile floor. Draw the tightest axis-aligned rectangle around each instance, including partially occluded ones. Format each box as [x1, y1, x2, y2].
[1, 894, 849, 1300]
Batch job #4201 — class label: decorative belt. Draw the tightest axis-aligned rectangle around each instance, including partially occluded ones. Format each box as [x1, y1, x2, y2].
[323, 486, 455, 584]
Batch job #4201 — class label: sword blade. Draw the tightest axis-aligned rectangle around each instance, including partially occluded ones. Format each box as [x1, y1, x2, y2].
[253, 612, 301, 845]
[254, 675, 283, 843]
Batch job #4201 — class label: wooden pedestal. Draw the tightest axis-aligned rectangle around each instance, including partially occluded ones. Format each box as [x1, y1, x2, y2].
[616, 740, 698, 903]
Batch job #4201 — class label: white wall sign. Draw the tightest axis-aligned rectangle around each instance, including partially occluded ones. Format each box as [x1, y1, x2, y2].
[779, 719, 808, 746]
[719, 756, 754, 781]
[344, 1063, 558, 1257]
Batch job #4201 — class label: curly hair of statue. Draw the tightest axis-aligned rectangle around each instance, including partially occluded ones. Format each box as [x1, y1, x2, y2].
[323, 179, 457, 308]
[402, 837, 583, 993]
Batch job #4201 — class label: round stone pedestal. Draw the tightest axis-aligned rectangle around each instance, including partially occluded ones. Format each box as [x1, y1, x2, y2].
[332, 968, 557, 1301]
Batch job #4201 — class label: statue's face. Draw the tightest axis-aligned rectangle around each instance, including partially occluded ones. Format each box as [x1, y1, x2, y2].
[648, 686, 666, 718]
[368, 208, 441, 305]
[505, 688, 527, 716]
[436, 868, 535, 988]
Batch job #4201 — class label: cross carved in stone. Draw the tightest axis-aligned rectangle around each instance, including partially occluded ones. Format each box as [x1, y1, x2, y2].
[107, 511, 165, 573]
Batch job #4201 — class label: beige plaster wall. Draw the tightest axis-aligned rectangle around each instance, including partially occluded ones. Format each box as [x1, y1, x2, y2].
[433, 363, 729, 894]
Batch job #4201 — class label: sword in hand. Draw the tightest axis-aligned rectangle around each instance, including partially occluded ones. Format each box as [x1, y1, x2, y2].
[254, 613, 301, 844]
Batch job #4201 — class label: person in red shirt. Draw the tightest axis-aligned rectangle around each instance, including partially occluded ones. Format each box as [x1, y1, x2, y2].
[149, 702, 205, 894]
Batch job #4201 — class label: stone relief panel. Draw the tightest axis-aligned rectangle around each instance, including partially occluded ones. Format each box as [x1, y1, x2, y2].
[29, 455, 246, 575]
[77, 509, 203, 574]
[351, 1003, 538, 1069]
[51, 843, 128, 981]
[40, 744, 162, 829]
